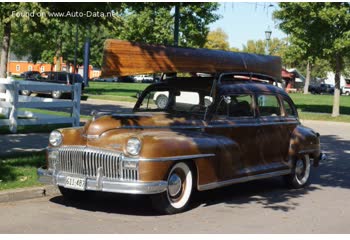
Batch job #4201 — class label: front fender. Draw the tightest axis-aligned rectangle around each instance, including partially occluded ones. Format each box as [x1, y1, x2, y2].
[135, 130, 239, 185]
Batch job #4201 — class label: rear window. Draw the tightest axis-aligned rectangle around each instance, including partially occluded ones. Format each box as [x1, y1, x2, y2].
[283, 99, 296, 116]
[257, 95, 281, 117]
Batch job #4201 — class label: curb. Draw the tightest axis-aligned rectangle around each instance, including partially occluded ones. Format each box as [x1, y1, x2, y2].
[0, 185, 60, 203]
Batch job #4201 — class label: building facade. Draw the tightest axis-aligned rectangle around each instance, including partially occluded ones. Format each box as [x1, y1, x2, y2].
[7, 53, 101, 78]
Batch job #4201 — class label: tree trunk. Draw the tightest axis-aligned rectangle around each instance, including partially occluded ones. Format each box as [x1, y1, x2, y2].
[332, 54, 342, 117]
[0, 21, 11, 78]
[303, 60, 311, 94]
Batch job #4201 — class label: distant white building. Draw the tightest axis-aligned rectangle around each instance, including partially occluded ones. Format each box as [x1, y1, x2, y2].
[324, 72, 347, 87]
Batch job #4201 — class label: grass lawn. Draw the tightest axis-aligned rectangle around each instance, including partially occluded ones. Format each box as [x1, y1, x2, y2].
[289, 93, 350, 122]
[0, 152, 45, 191]
[290, 93, 350, 115]
[84, 82, 149, 102]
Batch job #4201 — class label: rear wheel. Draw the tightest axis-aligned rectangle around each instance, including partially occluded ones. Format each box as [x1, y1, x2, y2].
[20, 90, 31, 96]
[346, 91, 350, 96]
[155, 95, 168, 109]
[284, 154, 311, 189]
[52, 90, 62, 99]
[150, 162, 194, 214]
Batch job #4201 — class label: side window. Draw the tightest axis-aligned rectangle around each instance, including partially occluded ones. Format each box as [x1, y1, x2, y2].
[58, 73, 68, 83]
[140, 91, 170, 110]
[216, 94, 254, 118]
[283, 99, 296, 116]
[257, 95, 281, 117]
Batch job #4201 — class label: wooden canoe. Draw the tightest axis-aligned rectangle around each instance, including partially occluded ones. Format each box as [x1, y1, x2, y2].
[101, 39, 282, 80]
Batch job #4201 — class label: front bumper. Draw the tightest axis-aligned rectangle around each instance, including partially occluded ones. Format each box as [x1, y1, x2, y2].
[313, 152, 327, 167]
[37, 167, 167, 195]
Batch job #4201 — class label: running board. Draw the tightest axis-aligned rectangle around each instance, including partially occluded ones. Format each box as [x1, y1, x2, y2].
[197, 169, 291, 191]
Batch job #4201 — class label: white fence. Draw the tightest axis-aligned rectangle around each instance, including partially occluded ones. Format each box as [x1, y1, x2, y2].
[0, 78, 81, 133]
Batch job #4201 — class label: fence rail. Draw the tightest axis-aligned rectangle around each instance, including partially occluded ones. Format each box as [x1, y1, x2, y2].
[0, 78, 81, 133]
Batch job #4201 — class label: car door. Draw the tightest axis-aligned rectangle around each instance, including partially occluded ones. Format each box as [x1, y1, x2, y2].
[205, 93, 260, 181]
[256, 93, 291, 171]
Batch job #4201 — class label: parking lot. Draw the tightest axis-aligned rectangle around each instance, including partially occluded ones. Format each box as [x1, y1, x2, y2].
[0, 120, 349, 233]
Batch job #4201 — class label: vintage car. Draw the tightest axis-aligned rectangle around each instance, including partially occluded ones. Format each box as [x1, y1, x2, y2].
[38, 40, 325, 214]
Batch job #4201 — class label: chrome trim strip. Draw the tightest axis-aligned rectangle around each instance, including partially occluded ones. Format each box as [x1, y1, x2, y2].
[124, 153, 216, 162]
[118, 121, 298, 129]
[299, 148, 319, 154]
[50, 146, 215, 163]
[197, 169, 291, 191]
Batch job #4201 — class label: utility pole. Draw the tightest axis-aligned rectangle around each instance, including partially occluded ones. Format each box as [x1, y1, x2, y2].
[73, 20, 79, 75]
[174, 3, 180, 46]
[83, 26, 91, 87]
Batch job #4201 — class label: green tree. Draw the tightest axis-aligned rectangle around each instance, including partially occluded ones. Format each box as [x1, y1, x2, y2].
[0, 3, 48, 77]
[274, 2, 350, 117]
[242, 38, 289, 58]
[8, 2, 219, 72]
[117, 3, 220, 48]
[204, 28, 230, 50]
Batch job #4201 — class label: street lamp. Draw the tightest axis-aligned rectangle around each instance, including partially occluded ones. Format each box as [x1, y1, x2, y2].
[265, 26, 272, 55]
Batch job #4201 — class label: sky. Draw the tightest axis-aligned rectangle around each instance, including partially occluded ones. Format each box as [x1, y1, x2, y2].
[209, 2, 287, 49]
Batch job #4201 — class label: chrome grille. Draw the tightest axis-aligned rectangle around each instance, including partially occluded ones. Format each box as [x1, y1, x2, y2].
[49, 146, 138, 181]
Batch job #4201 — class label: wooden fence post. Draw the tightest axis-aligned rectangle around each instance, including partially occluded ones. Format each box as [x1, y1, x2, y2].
[72, 83, 81, 127]
[9, 81, 18, 133]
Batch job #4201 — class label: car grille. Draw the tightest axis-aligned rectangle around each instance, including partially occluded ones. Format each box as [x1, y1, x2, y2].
[49, 146, 138, 181]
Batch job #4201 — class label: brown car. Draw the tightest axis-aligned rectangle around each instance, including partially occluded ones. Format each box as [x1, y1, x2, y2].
[38, 40, 325, 214]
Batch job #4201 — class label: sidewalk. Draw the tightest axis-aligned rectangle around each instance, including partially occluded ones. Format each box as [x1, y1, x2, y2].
[0, 133, 49, 157]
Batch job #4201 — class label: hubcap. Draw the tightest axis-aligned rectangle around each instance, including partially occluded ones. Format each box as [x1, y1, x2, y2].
[168, 173, 182, 197]
[295, 159, 304, 176]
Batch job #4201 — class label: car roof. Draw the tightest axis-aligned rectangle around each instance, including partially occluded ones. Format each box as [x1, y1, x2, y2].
[218, 82, 288, 96]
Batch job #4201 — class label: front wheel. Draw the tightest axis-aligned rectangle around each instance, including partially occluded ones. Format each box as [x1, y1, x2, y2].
[284, 154, 311, 189]
[150, 162, 194, 214]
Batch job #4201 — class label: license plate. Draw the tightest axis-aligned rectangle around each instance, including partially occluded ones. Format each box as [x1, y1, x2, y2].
[64, 176, 86, 191]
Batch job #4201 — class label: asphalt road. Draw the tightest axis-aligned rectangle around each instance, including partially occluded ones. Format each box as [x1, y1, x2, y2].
[0, 120, 349, 233]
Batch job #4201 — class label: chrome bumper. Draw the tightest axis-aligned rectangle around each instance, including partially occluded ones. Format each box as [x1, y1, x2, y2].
[37, 168, 167, 195]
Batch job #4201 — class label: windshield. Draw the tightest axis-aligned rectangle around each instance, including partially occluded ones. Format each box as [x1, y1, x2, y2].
[135, 87, 213, 116]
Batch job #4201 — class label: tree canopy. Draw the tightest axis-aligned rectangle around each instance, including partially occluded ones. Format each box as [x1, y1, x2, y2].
[204, 28, 230, 51]
[274, 2, 350, 116]
[1, 2, 220, 75]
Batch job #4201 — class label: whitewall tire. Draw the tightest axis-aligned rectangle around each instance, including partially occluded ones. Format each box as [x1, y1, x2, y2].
[284, 154, 311, 189]
[150, 162, 194, 214]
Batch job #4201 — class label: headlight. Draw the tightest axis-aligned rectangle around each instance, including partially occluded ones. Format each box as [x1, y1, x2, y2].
[126, 138, 141, 156]
[49, 130, 62, 147]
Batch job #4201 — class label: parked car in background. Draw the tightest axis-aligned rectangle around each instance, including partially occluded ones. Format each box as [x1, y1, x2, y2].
[309, 83, 334, 94]
[19, 71, 40, 79]
[342, 85, 350, 96]
[134, 75, 153, 83]
[92, 76, 119, 82]
[20, 71, 85, 99]
[119, 76, 135, 83]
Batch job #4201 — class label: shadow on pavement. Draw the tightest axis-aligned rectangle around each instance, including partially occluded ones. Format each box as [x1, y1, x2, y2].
[49, 192, 159, 217]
